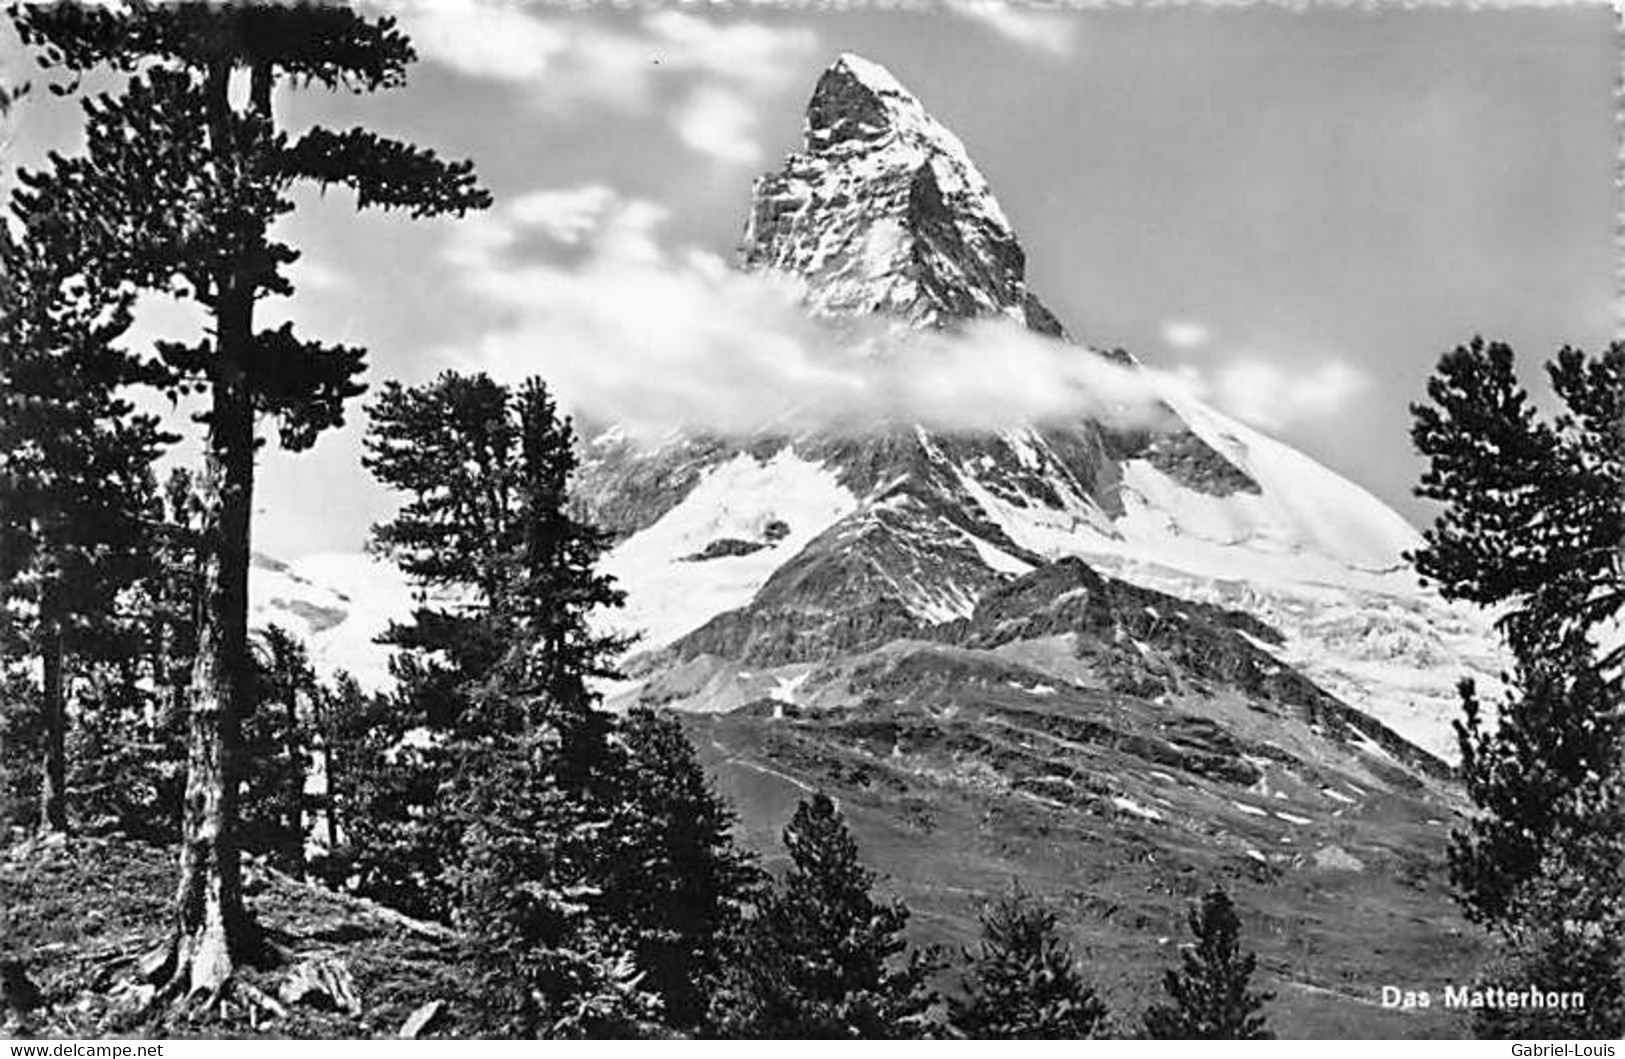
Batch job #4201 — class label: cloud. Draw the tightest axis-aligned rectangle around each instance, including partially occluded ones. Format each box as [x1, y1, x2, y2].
[386, 1, 568, 83]
[1160, 320, 1211, 350]
[442, 184, 1180, 440]
[1172, 357, 1370, 431]
[943, 0, 1078, 57]
[509, 186, 621, 245]
[382, 2, 818, 164]
[287, 256, 350, 293]
[675, 85, 762, 166]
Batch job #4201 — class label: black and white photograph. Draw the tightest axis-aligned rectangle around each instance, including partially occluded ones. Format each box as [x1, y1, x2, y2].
[0, 0, 1619, 1043]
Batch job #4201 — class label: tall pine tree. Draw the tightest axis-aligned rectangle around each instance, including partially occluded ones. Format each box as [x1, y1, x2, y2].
[240, 624, 316, 875]
[355, 371, 628, 919]
[1413, 338, 1625, 1038]
[361, 373, 756, 1032]
[0, 181, 168, 834]
[598, 707, 760, 1029]
[10, 3, 487, 998]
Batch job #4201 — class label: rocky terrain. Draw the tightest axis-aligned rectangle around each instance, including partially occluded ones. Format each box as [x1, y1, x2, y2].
[0, 834, 475, 1039]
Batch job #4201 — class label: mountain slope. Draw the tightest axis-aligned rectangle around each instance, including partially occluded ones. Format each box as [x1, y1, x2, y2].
[237, 55, 1507, 1034]
[576, 53, 1501, 763]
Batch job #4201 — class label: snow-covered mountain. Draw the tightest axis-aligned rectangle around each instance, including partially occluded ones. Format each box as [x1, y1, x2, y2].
[236, 55, 1508, 1028]
[256, 53, 1502, 767]
[576, 53, 1502, 763]
[741, 53, 1068, 337]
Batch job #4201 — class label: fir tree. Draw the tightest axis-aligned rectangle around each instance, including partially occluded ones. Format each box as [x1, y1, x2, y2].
[66, 616, 183, 841]
[52, 468, 200, 842]
[8, 2, 487, 998]
[308, 670, 372, 871]
[1449, 657, 1622, 930]
[950, 886, 1107, 1039]
[711, 792, 938, 1039]
[363, 373, 627, 698]
[1141, 887, 1273, 1040]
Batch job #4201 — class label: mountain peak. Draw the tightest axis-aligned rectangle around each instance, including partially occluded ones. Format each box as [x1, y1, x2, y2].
[741, 54, 1068, 336]
[831, 52, 904, 90]
[806, 53, 934, 150]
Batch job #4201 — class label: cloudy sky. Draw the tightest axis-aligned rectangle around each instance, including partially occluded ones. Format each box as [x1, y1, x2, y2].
[2, 2, 1616, 560]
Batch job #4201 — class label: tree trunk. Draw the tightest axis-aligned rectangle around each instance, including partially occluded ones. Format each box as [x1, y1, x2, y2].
[170, 300, 256, 996]
[284, 686, 303, 875]
[311, 688, 339, 854]
[38, 621, 66, 833]
[324, 732, 339, 855]
[164, 57, 267, 1001]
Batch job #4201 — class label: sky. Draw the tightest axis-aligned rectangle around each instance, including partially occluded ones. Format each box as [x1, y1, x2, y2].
[1, 1, 1617, 560]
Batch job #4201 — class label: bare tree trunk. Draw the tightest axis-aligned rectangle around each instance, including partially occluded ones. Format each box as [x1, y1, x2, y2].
[284, 685, 303, 875]
[38, 620, 66, 833]
[325, 760, 339, 854]
[310, 686, 339, 854]
[171, 316, 255, 996]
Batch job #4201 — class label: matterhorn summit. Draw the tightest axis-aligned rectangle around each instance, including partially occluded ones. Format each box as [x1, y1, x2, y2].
[742, 54, 1066, 335]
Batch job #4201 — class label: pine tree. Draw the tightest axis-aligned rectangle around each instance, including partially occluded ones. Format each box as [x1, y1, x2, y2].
[240, 625, 315, 875]
[363, 373, 627, 693]
[8, 3, 487, 998]
[444, 717, 662, 1039]
[1444, 651, 1624, 1039]
[597, 707, 761, 1030]
[68, 666, 183, 841]
[711, 792, 938, 1039]
[1141, 887, 1273, 1040]
[65, 467, 206, 843]
[308, 670, 372, 873]
[949, 886, 1108, 1039]
[361, 372, 760, 1033]
[1412, 338, 1624, 1038]
[1449, 657, 1622, 930]
[353, 372, 628, 918]
[1409, 337, 1623, 672]
[0, 177, 169, 835]
[1470, 778, 1625, 1039]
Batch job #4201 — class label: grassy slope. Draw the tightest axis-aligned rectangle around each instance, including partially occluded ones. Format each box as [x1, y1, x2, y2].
[686, 665, 1488, 1040]
[0, 834, 477, 1039]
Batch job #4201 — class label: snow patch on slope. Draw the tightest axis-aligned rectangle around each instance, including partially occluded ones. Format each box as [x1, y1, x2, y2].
[945, 390, 1506, 762]
[249, 553, 414, 690]
[1151, 388, 1422, 573]
[600, 449, 858, 648]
